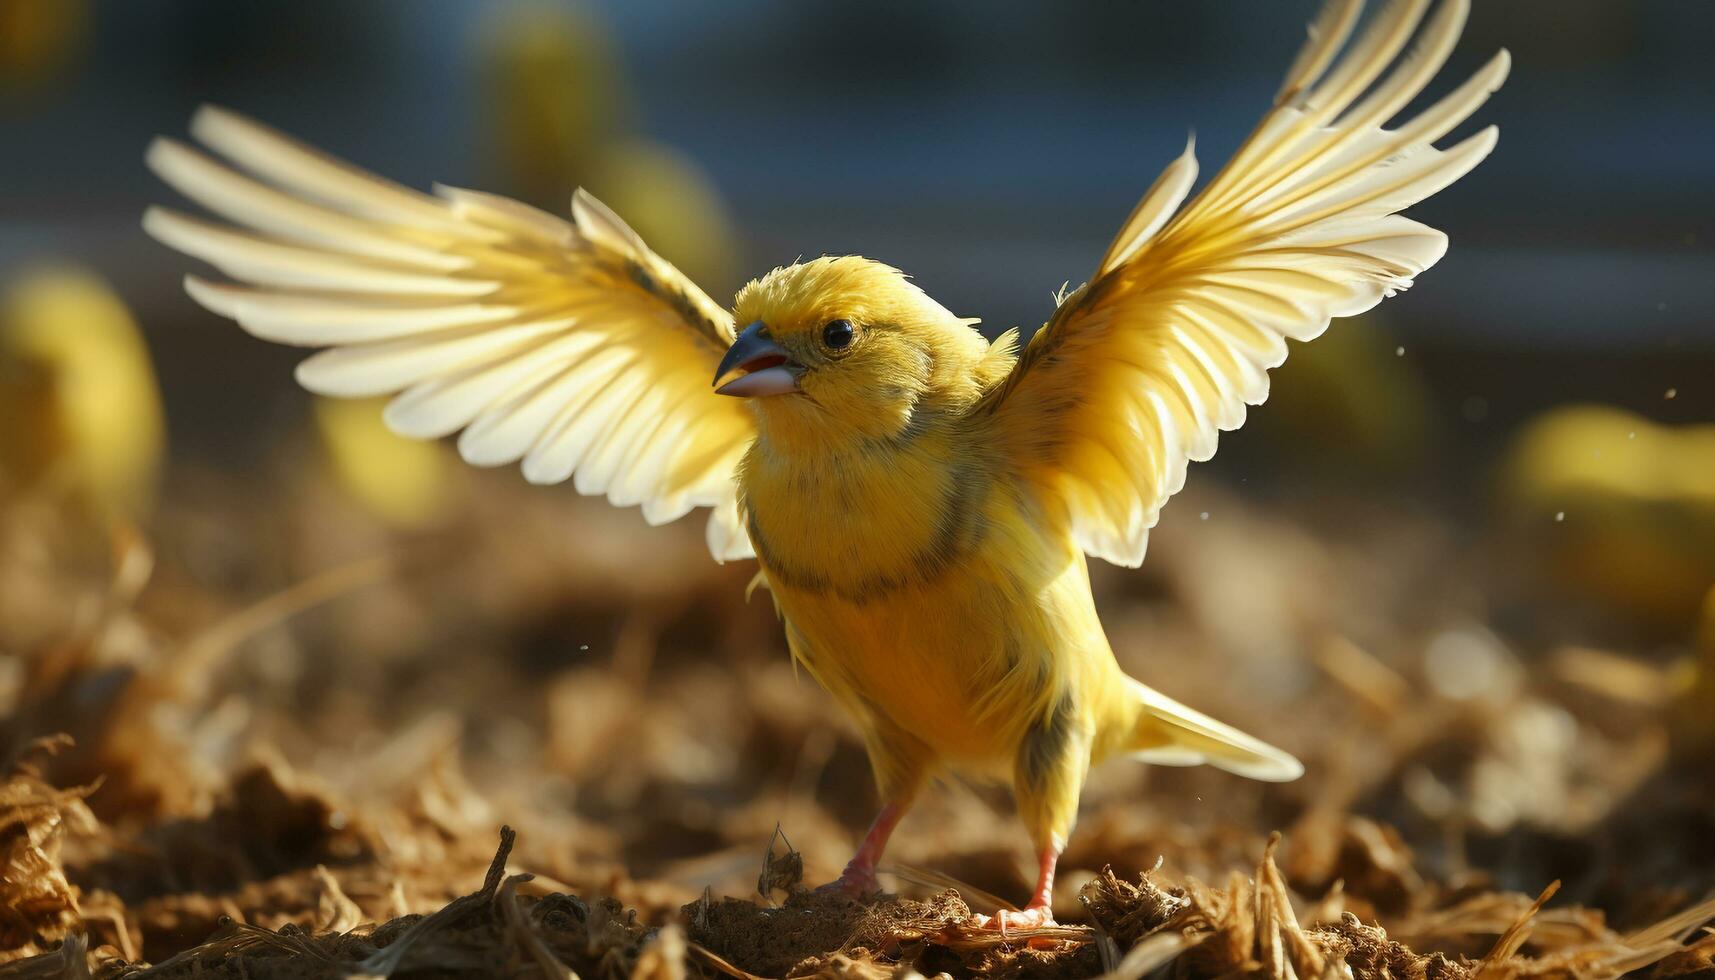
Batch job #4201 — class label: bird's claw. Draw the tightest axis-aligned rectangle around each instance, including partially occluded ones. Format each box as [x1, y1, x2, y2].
[967, 905, 1056, 933]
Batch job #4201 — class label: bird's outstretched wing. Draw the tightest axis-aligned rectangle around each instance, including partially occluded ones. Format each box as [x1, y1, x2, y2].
[145, 107, 756, 560]
[979, 0, 1506, 566]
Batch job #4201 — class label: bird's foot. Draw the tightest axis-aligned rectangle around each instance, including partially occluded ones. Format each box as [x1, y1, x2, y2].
[968, 904, 1056, 933]
[813, 803, 905, 900]
[813, 866, 880, 899]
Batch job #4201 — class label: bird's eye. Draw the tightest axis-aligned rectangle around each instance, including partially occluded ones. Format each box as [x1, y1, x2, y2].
[822, 319, 855, 350]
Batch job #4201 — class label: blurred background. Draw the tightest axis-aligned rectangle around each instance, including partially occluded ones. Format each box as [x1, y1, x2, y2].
[3, 1, 1712, 458]
[2, 0, 1713, 973]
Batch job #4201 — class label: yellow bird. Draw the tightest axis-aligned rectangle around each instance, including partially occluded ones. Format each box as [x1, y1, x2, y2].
[143, 0, 1504, 928]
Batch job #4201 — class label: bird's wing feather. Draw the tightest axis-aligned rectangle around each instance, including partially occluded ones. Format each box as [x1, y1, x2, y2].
[145, 106, 756, 561]
[979, 0, 1505, 566]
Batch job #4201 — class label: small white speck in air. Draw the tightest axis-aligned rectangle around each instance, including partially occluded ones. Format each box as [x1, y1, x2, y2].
[1665, 387, 1678, 399]
[1395, 346, 1405, 356]
[1628, 432, 1636, 440]
[1199, 512, 1210, 521]
[579, 644, 590, 651]
[1554, 511, 1565, 522]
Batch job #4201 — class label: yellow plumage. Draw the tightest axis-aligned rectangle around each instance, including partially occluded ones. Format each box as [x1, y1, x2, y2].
[143, 0, 1504, 927]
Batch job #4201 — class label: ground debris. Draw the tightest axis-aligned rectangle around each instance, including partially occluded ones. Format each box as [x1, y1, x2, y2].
[1078, 865, 1190, 947]
[14, 818, 1704, 980]
[684, 885, 961, 979]
[10, 826, 667, 980]
[0, 735, 105, 965]
[690, 834, 1113, 980]
[4, 471, 1715, 980]
[1651, 933, 1715, 980]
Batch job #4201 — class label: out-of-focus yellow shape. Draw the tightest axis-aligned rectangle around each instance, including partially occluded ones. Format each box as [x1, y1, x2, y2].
[0, 266, 164, 519]
[1670, 587, 1715, 753]
[0, 0, 89, 89]
[477, 2, 738, 291]
[1702, 588, 1715, 664]
[479, 3, 625, 202]
[587, 138, 738, 291]
[1502, 405, 1715, 624]
[1507, 405, 1715, 503]
[312, 396, 453, 529]
[1255, 315, 1433, 474]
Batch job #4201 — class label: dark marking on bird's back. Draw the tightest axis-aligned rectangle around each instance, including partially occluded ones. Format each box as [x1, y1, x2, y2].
[1018, 689, 1079, 793]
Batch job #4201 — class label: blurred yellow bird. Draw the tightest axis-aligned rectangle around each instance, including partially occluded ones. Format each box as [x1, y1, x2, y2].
[1503, 405, 1715, 625]
[144, 0, 1504, 928]
[0, 266, 164, 521]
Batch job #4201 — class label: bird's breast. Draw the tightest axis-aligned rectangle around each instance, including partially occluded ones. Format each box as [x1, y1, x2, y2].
[740, 434, 994, 605]
[749, 464, 1111, 769]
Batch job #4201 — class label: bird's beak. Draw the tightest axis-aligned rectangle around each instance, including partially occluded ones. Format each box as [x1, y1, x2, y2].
[713, 321, 801, 397]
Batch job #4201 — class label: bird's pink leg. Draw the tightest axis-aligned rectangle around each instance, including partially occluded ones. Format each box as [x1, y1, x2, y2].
[973, 845, 1061, 931]
[817, 801, 907, 896]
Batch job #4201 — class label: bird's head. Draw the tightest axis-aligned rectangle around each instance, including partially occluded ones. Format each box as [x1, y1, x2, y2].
[715, 256, 987, 449]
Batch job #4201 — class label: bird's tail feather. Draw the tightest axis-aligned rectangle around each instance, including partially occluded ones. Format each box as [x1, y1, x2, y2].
[1124, 677, 1304, 782]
